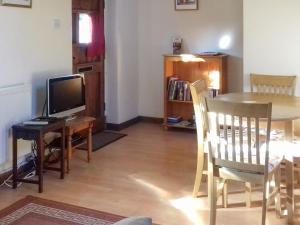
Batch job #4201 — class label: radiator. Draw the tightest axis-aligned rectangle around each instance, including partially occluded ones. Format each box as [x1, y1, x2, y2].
[0, 83, 32, 166]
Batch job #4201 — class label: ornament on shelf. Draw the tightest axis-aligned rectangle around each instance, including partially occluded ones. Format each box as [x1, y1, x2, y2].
[173, 37, 182, 55]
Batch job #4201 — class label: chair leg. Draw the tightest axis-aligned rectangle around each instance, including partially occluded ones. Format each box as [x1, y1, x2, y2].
[274, 168, 282, 218]
[262, 180, 269, 225]
[245, 182, 252, 208]
[193, 148, 205, 198]
[209, 173, 217, 225]
[222, 180, 228, 208]
[286, 160, 294, 224]
[294, 158, 300, 184]
[193, 163, 204, 198]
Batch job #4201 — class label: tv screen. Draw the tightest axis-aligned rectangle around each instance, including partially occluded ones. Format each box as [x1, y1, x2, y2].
[47, 75, 85, 117]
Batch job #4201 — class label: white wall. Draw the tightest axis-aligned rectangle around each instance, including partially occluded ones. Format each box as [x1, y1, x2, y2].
[138, 0, 243, 118]
[105, 0, 243, 122]
[244, 0, 300, 92]
[105, 0, 139, 124]
[0, 0, 72, 171]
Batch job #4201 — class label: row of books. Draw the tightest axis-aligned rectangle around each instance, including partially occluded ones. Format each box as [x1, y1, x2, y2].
[168, 77, 192, 101]
[167, 116, 182, 124]
[167, 116, 195, 129]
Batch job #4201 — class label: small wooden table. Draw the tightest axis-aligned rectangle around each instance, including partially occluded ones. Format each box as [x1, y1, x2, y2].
[216, 92, 300, 224]
[12, 119, 65, 193]
[65, 116, 95, 172]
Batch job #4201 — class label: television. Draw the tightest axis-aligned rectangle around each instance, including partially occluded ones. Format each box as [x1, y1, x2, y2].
[47, 74, 86, 118]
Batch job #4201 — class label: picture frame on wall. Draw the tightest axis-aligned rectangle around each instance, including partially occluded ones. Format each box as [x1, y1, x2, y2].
[175, 0, 198, 10]
[1, 0, 32, 8]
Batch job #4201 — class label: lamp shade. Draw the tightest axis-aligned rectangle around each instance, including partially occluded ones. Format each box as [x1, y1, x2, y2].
[209, 70, 220, 90]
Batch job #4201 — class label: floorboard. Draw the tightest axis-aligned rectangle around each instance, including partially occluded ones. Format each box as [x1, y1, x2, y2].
[0, 122, 296, 225]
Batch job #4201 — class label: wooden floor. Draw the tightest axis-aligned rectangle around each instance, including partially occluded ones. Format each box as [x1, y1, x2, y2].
[0, 122, 298, 225]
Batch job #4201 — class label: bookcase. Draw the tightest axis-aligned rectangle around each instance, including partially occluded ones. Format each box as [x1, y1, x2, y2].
[163, 54, 228, 130]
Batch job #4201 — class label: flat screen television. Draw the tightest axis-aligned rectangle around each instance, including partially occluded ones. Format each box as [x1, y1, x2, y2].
[47, 74, 86, 118]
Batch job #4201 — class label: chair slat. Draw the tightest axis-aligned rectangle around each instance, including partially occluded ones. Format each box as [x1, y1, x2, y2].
[216, 113, 221, 158]
[224, 115, 228, 160]
[255, 118, 260, 165]
[239, 116, 244, 163]
[231, 115, 236, 162]
[247, 117, 252, 164]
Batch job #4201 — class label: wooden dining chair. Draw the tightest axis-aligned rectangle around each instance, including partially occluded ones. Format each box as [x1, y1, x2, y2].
[250, 73, 296, 96]
[191, 80, 228, 208]
[191, 80, 254, 208]
[190, 80, 211, 196]
[249, 73, 298, 206]
[204, 98, 282, 225]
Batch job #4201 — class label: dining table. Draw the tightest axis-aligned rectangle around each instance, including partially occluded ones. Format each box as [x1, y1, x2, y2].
[216, 92, 300, 224]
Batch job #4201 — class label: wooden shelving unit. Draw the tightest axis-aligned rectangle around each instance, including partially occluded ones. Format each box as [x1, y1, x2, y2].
[163, 54, 228, 130]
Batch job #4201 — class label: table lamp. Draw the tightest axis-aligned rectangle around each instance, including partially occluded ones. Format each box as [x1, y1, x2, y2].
[209, 70, 220, 98]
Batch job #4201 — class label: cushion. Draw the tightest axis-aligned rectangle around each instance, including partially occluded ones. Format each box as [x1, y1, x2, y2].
[113, 217, 152, 225]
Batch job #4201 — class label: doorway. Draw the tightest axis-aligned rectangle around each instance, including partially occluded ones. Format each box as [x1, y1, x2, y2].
[72, 0, 105, 132]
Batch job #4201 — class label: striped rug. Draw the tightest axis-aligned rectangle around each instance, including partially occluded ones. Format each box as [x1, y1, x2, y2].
[0, 196, 125, 225]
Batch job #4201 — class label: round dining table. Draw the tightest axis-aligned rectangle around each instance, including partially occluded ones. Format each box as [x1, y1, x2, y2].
[216, 92, 300, 141]
[216, 92, 300, 224]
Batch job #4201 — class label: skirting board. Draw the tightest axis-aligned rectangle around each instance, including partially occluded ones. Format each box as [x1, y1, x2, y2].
[106, 116, 163, 131]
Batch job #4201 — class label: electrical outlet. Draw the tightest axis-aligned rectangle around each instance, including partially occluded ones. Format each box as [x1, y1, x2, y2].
[53, 19, 61, 30]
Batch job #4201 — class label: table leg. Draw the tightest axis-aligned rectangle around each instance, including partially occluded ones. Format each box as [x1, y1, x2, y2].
[284, 121, 294, 142]
[286, 160, 294, 224]
[60, 127, 65, 179]
[67, 133, 72, 173]
[37, 136, 44, 193]
[87, 125, 92, 162]
[284, 120, 300, 184]
[12, 134, 18, 189]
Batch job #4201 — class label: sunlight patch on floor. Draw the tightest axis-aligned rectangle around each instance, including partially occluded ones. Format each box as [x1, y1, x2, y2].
[130, 176, 169, 198]
[130, 174, 207, 225]
[169, 196, 207, 225]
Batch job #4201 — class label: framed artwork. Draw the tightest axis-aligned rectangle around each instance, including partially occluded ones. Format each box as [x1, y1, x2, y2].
[175, 0, 198, 11]
[1, 0, 32, 8]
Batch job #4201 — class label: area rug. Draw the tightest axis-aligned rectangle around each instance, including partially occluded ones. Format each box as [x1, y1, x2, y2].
[78, 131, 127, 152]
[0, 196, 125, 225]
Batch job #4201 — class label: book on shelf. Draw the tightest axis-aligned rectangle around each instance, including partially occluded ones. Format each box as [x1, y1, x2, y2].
[167, 116, 182, 124]
[168, 77, 192, 102]
[199, 51, 221, 56]
[167, 120, 196, 129]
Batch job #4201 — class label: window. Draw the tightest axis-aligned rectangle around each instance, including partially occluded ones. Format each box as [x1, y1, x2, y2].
[79, 13, 92, 44]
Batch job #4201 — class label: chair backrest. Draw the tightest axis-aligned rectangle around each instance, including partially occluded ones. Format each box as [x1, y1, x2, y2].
[250, 73, 296, 96]
[204, 98, 272, 174]
[190, 80, 208, 146]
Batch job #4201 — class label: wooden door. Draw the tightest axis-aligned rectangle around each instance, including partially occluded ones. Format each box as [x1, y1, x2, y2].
[72, 0, 105, 132]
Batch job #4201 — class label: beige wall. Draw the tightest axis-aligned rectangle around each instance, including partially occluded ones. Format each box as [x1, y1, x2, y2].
[244, 0, 300, 91]
[105, 0, 139, 124]
[243, 0, 300, 135]
[105, 0, 243, 122]
[138, 0, 243, 118]
[0, 0, 72, 171]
